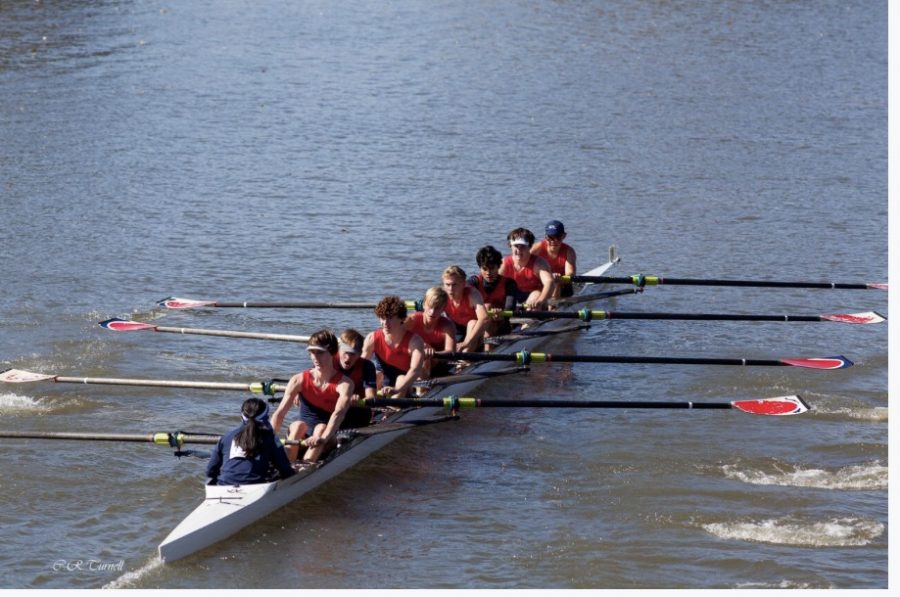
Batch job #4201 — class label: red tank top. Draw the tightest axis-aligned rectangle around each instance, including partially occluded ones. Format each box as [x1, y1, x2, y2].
[406, 312, 451, 350]
[299, 369, 344, 412]
[372, 329, 413, 372]
[444, 286, 478, 326]
[533, 240, 572, 276]
[472, 274, 512, 309]
[503, 255, 542, 293]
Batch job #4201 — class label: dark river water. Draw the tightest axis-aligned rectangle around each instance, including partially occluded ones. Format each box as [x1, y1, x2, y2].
[0, 0, 888, 589]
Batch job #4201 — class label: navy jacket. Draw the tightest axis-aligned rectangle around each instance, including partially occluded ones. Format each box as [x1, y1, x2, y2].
[207, 425, 295, 485]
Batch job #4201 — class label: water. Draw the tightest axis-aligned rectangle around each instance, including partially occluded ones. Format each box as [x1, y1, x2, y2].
[0, 0, 888, 589]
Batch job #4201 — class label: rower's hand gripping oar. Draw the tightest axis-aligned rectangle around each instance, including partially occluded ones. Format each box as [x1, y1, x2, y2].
[359, 395, 811, 416]
[434, 351, 853, 369]
[500, 309, 886, 325]
[560, 274, 888, 291]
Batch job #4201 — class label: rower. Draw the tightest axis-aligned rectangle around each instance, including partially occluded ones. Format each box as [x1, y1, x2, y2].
[270, 330, 354, 462]
[335, 328, 377, 428]
[499, 227, 556, 310]
[361, 296, 426, 397]
[404, 287, 456, 376]
[442, 265, 490, 352]
[531, 219, 577, 298]
[206, 398, 296, 485]
[467, 245, 518, 346]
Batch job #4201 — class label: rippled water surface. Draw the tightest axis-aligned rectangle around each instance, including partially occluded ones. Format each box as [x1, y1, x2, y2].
[0, 0, 888, 589]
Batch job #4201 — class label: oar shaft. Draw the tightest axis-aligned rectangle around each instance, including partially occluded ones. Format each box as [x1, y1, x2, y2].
[46, 375, 286, 394]
[51, 376, 262, 391]
[153, 326, 310, 342]
[159, 297, 422, 310]
[0, 430, 309, 447]
[0, 430, 220, 444]
[360, 397, 733, 410]
[435, 352, 787, 366]
[500, 309, 882, 323]
[563, 274, 885, 290]
[358, 395, 810, 415]
[214, 301, 378, 308]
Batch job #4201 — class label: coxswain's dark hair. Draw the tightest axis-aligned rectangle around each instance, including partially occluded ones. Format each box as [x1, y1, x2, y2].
[234, 397, 271, 459]
[476, 245, 503, 268]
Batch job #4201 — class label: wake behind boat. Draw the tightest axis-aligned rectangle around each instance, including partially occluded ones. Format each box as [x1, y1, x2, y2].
[156, 247, 622, 562]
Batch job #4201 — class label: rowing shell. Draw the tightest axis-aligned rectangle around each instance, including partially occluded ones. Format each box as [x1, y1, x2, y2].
[157, 247, 622, 562]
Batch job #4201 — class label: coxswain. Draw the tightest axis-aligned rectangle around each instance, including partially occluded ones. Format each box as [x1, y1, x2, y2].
[207, 397, 295, 485]
[270, 330, 354, 462]
[404, 287, 456, 376]
[361, 295, 426, 397]
[499, 227, 556, 310]
[442, 265, 490, 352]
[467, 245, 518, 344]
[335, 328, 377, 429]
[531, 219, 577, 298]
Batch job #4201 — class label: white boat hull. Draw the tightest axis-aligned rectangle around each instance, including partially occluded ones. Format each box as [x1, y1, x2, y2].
[158, 247, 621, 562]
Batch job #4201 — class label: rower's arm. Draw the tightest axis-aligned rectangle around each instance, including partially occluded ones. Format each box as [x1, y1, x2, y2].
[459, 298, 490, 352]
[270, 375, 300, 434]
[441, 319, 457, 352]
[534, 259, 557, 307]
[319, 378, 353, 442]
[565, 246, 576, 276]
[393, 337, 425, 397]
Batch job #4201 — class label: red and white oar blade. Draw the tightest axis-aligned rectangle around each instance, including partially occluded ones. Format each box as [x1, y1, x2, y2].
[779, 356, 853, 370]
[731, 395, 810, 416]
[0, 368, 55, 383]
[821, 311, 886, 324]
[867, 283, 888, 291]
[156, 297, 217, 309]
[98, 318, 157, 332]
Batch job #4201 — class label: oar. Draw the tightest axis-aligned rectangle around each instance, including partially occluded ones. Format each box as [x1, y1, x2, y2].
[434, 352, 852, 369]
[359, 395, 810, 416]
[500, 309, 886, 324]
[0, 430, 310, 448]
[157, 296, 422, 311]
[560, 274, 888, 291]
[0, 430, 221, 446]
[0, 368, 287, 395]
[99, 318, 311, 343]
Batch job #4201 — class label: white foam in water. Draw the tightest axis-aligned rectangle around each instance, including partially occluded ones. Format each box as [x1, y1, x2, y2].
[0, 392, 48, 414]
[702, 517, 884, 547]
[102, 556, 164, 589]
[722, 462, 888, 491]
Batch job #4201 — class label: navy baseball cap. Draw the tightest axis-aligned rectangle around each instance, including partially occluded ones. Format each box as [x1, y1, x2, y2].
[545, 220, 565, 237]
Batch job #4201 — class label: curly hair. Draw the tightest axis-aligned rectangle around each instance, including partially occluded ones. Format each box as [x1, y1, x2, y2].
[374, 295, 408, 321]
